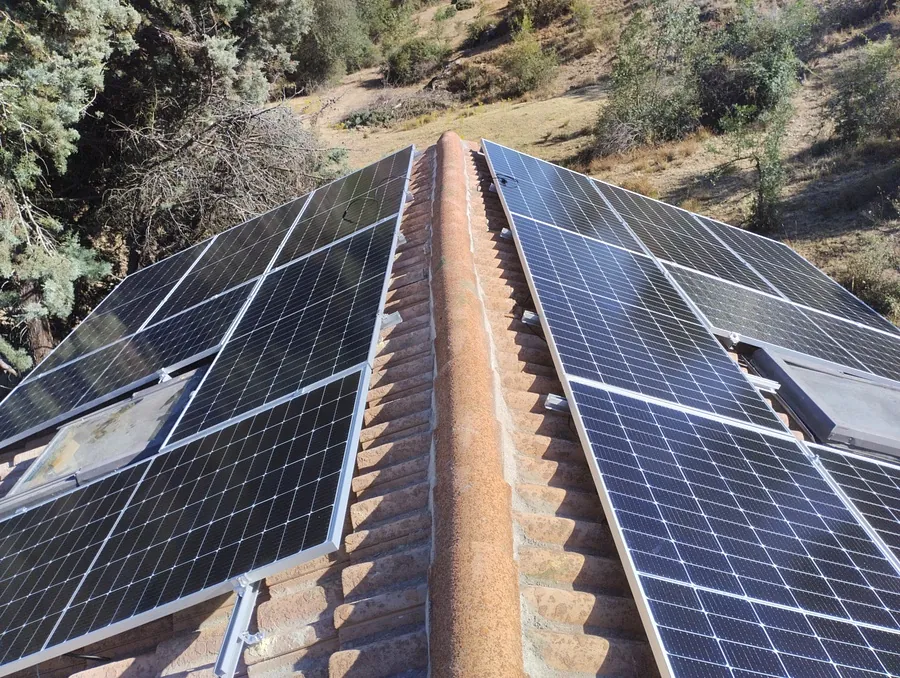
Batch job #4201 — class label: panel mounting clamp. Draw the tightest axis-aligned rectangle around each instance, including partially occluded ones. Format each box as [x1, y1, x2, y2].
[381, 311, 403, 331]
[545, 393, 570, 414]
[214, 578, 262, 678]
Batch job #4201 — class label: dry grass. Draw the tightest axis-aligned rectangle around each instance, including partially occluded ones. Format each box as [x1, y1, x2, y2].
[620, 175, 659, 198]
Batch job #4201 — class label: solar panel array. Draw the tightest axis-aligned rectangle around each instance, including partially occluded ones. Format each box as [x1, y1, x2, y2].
[668, 266, 900, 384]
[483, 139, 900, 678]
[813, 445, 900, 564]
[0, 146, 414, 675]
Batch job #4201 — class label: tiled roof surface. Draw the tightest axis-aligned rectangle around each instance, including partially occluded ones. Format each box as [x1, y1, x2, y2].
[10, 133, 809, 678]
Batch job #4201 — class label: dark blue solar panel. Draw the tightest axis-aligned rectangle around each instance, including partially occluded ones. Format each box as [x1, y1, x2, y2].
[592, 181, 774, 294]
[169, 219, 398, 443]
[0, 285, 251, 450]
[696, 216, 900, 336]
[482, 140, 642, 252]
[668, 265, 900, 384]
[572, 381, 900, 676]
[815, 446, 900, 564]
[511, 216, 781, 431]
[49, 371, 361, 650]
[0, 465, 146, 666]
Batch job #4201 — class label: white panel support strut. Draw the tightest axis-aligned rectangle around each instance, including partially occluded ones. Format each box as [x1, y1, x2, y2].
[214, 578, 263, 678]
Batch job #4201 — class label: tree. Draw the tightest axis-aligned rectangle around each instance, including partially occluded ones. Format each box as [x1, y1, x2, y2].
[0, 1, 138, 372]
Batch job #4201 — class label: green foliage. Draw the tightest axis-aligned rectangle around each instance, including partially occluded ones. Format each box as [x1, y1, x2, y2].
[383, 37, 451, 85]
[435, 4, 458, 21]
[829, 39, 900, 144]
[697, 0, 817, 129]
[292, 0, 375, 86]
[594, 0, 702, 155]
[594, 0, 816, 156]
[500, 14, 558, 95]
[455, 0, 476, 9]
[509, 0, 571, 27]
[465, 3, 497, 46]
[570, 0, 595, 30]
[0, 1, 136, 369]
[722, 97, 794, 234]
[834, 233, 900, 323]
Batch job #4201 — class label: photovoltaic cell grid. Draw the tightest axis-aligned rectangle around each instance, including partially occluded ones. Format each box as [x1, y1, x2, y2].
[481, 139, 641, 252]
[697, 216, 900, 336]
[26, 242, 207, 379]
[572, 381, 900, 677]
[274, 146, 413, 268]
[668, 266, 900, 384]
[48, 371, 361, 650]
[152, 196, 310, 320]
[814, 446, 900, 564]
[0, 464, 146, 666]
[169, 219, 398, 443]
[0, 284, 251, 449]
[512, 216, 781, 431]
[592, 180, 775, 294]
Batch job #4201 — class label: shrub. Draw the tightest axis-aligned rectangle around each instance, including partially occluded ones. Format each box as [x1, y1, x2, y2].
[829, 39, 900, 144]
[593, 1, 702, 155]
[696, 1, 817, 129]
[570, 0, 595, 30]
[509, 0, 571, 26]
[465, 4, 498, 46]
[834, 233, 900, 323]
[382, 37, 451, 85]
[447, 60, 503, 99]
[722, 98, 793, 234]
[500, 14, 558, 95]
[456, 0, 476, 9]
[434, 4, 458, 21]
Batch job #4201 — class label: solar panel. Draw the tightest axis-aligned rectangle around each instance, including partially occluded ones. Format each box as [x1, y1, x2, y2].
[814, 445, 900, 564]
[592, 181, 775, 294]
[0, 464, 146, 666]
[0, 370, 365, 673]
[26, 242, 209, 379]
[273, 146, 413, 268]
[668, 265, 900, 384]
[572, 381, 900, 677]
[0, 284, 253, 450]
[482, 140, 642, 252]
[47, 371, 363, 653]
[169, 219, 398, 443]
[152, 196, 310, 320]
[509, 215, 782, 431]
[696, 216, 900, 336]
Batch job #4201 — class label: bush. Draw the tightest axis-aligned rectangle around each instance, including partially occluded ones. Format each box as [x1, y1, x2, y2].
[834, 233, 900, 323]
[593, 1, 702, 155]
[447, 60, 503, 99]
[500, 15, 558, 95]
[455, 0, 476, 9]
[570, 0, 595, 30]
[383, 37, 451, 85]
[465, 4, 499, 46]
[434, 4, 458, 21]
[829, 39, 900, 144]
[696, 1, 817, 129]
[509, 0, 571, 26]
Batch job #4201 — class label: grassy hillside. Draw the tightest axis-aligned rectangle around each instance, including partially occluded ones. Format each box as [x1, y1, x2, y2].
[292, 0, 900, 320]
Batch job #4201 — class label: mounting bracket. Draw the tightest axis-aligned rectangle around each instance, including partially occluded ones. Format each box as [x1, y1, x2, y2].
[214, 578, 262, 678]
[545, 393, 570, 414]
[381, 311, 403, 331]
